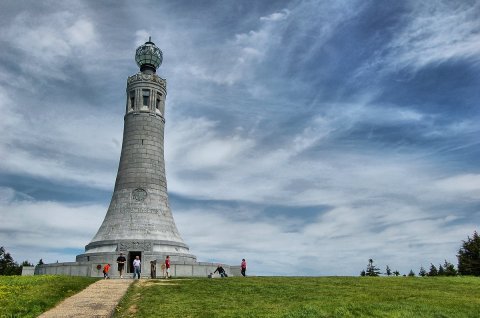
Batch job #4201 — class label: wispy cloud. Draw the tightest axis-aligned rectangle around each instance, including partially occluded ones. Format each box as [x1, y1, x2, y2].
[1, 8, 99, 81]
[354, 1, 480, 78]
[435, 174, 480, 200]
[391, 1, 480, 70]
[0, 187, 104, 263]
[166, 8, 292, 86]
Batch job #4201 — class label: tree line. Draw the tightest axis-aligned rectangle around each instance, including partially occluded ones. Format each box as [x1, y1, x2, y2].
[0, 246, 41, 276]
[361, 230, 480, 277]
[2, 230, 479, 276]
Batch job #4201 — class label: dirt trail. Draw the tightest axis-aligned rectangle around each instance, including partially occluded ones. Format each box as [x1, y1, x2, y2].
[39, 279, 133, 318]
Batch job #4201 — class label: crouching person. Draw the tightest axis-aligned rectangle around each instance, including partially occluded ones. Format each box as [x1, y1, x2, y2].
[214, 265, 228, 277]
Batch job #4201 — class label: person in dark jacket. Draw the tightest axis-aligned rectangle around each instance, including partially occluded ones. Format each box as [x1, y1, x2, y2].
[214, 265, 228, 277]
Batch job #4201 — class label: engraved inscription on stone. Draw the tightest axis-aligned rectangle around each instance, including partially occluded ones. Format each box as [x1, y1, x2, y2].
[128, 73, 166, 87]
[120, 206, 162, 214]
[119, 241, 152, 251]
[132, 188, 147, 201]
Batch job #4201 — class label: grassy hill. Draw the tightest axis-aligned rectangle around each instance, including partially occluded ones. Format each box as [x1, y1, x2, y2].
[114, 276, 480, 318]
[0, 275, 98, 318]
[1, 276, 478, 317]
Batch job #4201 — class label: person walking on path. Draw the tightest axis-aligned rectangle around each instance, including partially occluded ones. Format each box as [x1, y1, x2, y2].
[132, 256, 141, 279]
[214, 264, 228, 277]
[241, 259, 247, 277]
[117, 253, 126, 278]
[165, 255, 171, 278]
[103, 263, 111, 279]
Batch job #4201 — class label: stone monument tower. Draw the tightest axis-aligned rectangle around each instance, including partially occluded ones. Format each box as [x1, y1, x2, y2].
[76, 38, 196, 271]
[36, 39, 235, 277]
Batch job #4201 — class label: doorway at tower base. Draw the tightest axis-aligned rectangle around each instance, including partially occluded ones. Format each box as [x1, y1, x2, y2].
[34, 261, 241, 278]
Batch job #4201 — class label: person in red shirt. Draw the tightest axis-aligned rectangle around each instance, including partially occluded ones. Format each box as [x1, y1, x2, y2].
[165, 255, 171, 279]
[103, 263, 111, 279]
[241, 259, 247, 277]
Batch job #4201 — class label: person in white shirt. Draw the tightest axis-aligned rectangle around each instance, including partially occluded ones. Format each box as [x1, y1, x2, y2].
[132, 256, 141, 279]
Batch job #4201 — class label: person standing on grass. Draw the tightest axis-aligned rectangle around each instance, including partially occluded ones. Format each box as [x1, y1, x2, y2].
[133, 256, 141, 279]
[165, 255, 171, 278]
[103, 263, 111, 279]
[117, 252, 126, 278]
[241, 259, 247, 277]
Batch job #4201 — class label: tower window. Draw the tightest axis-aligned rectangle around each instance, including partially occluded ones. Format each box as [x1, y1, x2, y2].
[129, 91, 135, 109]
[156, 92, 162, 110]
[142, 89, 150, 106]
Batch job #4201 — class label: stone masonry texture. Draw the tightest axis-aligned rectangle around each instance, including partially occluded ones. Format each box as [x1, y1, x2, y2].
[80, 71, 195, 262]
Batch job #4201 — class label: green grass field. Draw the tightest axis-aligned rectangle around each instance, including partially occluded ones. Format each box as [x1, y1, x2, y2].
[0, 276, 478, 317]
[114, 276, 480, 318]
[0, 275, 98, 318]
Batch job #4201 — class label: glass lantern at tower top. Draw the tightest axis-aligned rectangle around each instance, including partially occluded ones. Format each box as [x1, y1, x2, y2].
[135, 37, 163, 72]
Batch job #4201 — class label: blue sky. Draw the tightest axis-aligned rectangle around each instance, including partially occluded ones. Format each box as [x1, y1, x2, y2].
[0, 0, 479, 276]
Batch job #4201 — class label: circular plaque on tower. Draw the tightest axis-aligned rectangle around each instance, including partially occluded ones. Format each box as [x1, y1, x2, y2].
[132, 188, 147, 201]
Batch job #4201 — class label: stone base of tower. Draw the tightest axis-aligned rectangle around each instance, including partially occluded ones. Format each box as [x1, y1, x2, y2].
[34, 260, 239, 278]
[34, 241, 239, 277]
[75, 250, 197, 271]
[74, 238, 198, 275]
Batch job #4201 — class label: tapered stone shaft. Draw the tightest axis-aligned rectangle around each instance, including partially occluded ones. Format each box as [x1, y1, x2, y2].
[76, 39, 195, 267]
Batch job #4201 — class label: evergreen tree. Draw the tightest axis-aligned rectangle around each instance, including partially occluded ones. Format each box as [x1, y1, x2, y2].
[37, 259, 44, 266]
[428, 263, 438, 276]
[360, 270, 366, 276]
[419, 266, 426, 277]
[385, 265, 392, 276]
[393, 270, 400, 276]
[0, 246, 20, 275]
[443, 260, 457, 276]
[408, 269, 415, 277]
[438, 264, 445, 276]
[457, 231, 480, 276]
[21, 261, 33, 267]
[365, 259, 381, 276]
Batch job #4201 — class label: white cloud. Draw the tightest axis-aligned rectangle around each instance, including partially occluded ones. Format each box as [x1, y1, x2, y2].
[166, 116, 255, 170]
[66, 19, 96, 47]
[159, 98, 477, 275]
[0, 187, 105, 264]
[435, 174, 480, 199]
[1, 9, 99, 81]
[164, 100, 438, 206]
[175, 200, 470, 276]
[0, 187, 16, 204]
[0, 100, 121, 189]
[135, 29, 150, 46]
[356, 1, 480, 77]
[260, 9, 290, 22]
[162, 7, 291, 86]
[392, 1, 480, 70]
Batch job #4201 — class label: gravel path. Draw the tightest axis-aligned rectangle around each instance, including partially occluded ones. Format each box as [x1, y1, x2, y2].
[39, 279, 133, 318]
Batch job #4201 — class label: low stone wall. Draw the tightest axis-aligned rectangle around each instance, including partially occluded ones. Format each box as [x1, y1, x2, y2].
[35, 261, 234, 278]
[156, 262, 231, 278]
[35, 262, 105, 278]
[230, 265, 242, 277]
[21, 266, 35, 276]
